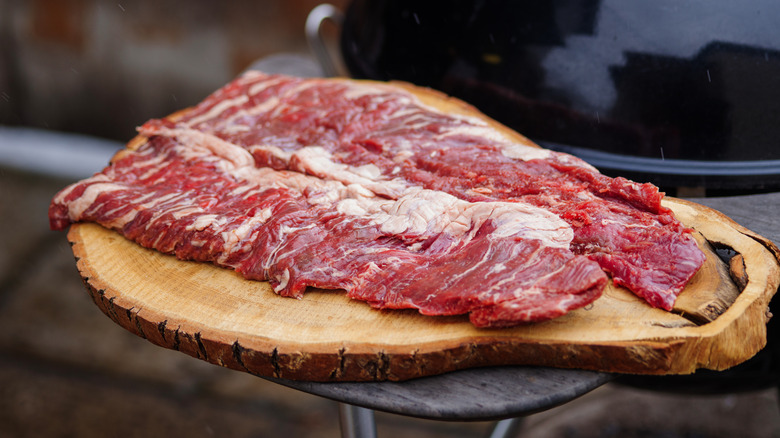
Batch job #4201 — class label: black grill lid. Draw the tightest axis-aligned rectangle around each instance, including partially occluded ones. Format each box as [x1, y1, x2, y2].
[341, 0, 780, 191]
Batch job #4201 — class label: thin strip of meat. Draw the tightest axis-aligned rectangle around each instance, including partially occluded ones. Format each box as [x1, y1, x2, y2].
[49, 133, 607, 327]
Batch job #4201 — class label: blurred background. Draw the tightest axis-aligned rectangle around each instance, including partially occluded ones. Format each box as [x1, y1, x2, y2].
[0, 0, 347, 141]
[1, 1, 780, 437]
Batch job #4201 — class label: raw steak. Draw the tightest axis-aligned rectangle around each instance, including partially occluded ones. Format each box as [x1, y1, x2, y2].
[49, 133, 607, 327]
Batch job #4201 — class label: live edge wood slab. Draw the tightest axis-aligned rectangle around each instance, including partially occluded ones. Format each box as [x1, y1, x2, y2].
[67, 196, 780, 382]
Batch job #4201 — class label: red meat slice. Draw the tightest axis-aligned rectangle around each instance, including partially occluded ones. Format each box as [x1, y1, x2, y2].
[49, 135, 607, 327]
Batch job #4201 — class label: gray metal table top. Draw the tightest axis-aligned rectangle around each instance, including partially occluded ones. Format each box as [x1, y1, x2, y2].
[266, 367, 613, 421]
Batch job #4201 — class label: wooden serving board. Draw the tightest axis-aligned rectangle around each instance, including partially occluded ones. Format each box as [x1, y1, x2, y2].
[67, 197, 780, 382]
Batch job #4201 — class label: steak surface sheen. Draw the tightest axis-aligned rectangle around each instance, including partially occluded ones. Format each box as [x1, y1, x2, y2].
[49, 72, 705, 326]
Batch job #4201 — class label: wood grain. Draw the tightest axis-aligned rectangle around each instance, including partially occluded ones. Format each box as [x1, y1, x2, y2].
[67, 195, 780, 382]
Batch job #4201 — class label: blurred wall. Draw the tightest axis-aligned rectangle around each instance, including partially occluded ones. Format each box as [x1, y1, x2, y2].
[0, 0, 348, 141]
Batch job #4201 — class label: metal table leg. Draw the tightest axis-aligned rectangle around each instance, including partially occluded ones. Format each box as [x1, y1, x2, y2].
[339, 403, 378, 438]
[487, 417, 524, 438]
[337, 402, 525, 438]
